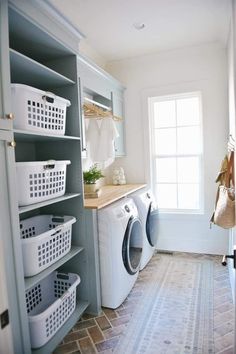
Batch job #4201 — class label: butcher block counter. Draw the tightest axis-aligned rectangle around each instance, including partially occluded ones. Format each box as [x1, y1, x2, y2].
[84, 183, 147, 209]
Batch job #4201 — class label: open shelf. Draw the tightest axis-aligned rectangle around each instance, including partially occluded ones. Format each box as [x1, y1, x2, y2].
[10, 49, 75, 90]
[19, 193, 81, 214]
[32, 301, 89, 354]
[9, 7, 75, 62]
[84, 96, 111, 111]
[14, 129, 80, 142]
[24, 245, 84, 290]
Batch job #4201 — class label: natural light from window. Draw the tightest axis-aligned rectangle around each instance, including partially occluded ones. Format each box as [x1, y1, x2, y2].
[149, 92, 203, 212]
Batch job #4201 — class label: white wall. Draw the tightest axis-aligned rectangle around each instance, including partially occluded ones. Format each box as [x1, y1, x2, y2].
[79, 39, 107, 69]
[106, 43, 229, 255]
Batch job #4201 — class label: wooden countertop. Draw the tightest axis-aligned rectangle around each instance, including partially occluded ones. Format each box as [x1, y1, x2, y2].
[84, 184, 147, 209]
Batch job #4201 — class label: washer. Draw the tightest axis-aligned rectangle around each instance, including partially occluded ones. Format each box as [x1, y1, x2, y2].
[132, 189, 158, 270]
[98, 198, 143, 309]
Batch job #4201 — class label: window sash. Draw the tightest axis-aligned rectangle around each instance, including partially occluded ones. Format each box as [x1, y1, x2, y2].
[150, 92, 203, 213]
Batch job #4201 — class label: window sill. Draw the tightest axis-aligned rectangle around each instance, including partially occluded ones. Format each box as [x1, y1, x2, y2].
[157, 209, 205, 220]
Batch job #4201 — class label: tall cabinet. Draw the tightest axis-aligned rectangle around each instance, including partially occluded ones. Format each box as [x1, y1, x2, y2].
[0, 1, 100, 353]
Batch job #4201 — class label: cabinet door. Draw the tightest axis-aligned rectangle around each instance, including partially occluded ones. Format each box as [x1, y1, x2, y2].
[0, 218, 14, 354]
[112, 91, 126, 156]
[78, 77, 87, 159]
[0, 130, 30, 353]
[0, 1, 13, 130]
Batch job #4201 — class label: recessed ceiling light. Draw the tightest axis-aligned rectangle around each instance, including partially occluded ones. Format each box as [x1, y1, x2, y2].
[133, 22, 145, 30]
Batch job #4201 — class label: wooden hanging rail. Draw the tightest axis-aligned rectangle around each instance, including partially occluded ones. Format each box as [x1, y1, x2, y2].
[83, 97, 123, 121]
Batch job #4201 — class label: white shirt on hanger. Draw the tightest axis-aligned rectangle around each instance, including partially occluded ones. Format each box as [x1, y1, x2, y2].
[97, 118, 119, 166]
[86, 117, 119, 167]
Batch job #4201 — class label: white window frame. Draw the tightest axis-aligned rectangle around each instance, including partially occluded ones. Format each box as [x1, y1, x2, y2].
[149, 91, 204, 214]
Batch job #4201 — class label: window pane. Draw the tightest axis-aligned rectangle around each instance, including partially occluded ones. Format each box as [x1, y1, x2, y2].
[155, 128, 176, 155]
[177, 157, 200, 183]
[156, 184, 177, 209]
[156, 158, 176, 183]
[177, 126, 201, 154]
[177, 97, 200, 126]
[178, 184, 199, 209]
[154, 100, 176, 128]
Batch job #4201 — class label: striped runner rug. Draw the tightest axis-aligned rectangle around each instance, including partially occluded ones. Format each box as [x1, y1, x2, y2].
[115, 254, 214, 354]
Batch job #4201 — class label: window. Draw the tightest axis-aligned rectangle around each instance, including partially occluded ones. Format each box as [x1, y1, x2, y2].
[149, 92, 203, 212]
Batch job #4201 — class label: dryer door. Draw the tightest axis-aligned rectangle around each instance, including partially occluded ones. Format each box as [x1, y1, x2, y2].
[122, 216, 142, 275]
[146, 202, 158, 247]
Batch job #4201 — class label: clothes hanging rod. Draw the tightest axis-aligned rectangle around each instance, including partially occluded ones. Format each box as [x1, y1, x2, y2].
[84, 96, 111, 111]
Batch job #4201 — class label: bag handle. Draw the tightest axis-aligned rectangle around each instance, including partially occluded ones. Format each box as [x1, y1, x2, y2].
[210, 185, 220, 226]
[230, 151, 235, 187]
[225, 151, 234, 188]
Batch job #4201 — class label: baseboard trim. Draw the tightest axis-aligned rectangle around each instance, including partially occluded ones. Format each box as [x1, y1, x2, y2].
[156, 249, 173, 255]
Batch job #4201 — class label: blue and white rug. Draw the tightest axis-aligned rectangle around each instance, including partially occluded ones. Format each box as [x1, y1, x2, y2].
[115, 254, 214, 354]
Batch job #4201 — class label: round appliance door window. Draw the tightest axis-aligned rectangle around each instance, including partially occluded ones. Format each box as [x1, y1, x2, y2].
[122, 216, 143, 275]
[146, 202, 158, 247]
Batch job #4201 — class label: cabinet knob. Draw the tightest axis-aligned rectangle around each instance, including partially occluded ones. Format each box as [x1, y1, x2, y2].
[6, 113, 14, 120]
[8, 141, 16, 148]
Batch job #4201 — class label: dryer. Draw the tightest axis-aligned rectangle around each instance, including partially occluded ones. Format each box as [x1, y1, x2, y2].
[132, 189, 158, 270]
[98, 198, 143, 309]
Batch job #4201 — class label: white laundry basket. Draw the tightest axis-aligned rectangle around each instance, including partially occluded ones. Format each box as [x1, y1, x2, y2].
[20, 215, 76, 277]
[26, 271, 80, 348]
[16, 160, 71, 206]
[11, 84, 71, 135]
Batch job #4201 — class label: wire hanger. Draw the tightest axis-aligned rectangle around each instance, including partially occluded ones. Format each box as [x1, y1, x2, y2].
[83, 97, 122, 121]
[228, 134, 235, 152]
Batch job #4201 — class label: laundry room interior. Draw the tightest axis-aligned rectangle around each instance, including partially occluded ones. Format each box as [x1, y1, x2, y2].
[0, 0, 235, 354]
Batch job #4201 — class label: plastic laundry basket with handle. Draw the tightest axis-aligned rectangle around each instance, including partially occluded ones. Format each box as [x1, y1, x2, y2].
[26, 271, 80, 348]
[16, 160, 71, 206]
[11, 84, 71, 135]
[20, 215, 76, 277]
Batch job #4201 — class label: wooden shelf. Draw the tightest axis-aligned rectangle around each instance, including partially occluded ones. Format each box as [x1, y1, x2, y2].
[14, 129, 80, 142]
[19, 193, 81, 214]
[32, 301, 89, 354]
[24, 245, 84, 290]
[10, 49, 75, 89]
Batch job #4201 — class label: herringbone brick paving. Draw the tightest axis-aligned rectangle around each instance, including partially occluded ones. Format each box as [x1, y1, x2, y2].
[54, 252, 235, 354]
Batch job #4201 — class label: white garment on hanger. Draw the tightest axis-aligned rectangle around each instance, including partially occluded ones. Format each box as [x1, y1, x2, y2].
[86, 117, 119, 167]
[86, 119, 100, 162]
[97, 118, 119, 166]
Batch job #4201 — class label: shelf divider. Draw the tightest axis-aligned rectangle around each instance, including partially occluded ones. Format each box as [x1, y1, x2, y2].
[32, 301, 89, 354]
[14, 129, 80, 142]
[19, 193, 81, 214]
[10, 48, 75, 89]
[24, 245, 84, 290]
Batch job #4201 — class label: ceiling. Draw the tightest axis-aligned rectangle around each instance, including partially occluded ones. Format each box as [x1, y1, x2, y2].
[49, 0, 231, 62]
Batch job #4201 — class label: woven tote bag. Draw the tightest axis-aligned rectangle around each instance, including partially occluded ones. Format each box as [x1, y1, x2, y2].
[213, 151, 235, 229]
[213, 185, 235, 228]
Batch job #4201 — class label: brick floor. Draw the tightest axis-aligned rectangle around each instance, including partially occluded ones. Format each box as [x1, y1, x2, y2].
[54, 252, 235, 354]
[213, 257, 235, 354]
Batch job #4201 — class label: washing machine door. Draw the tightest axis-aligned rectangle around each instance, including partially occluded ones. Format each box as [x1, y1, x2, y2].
[122, 216, 142, 275]
[146, 202, 158, 247]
